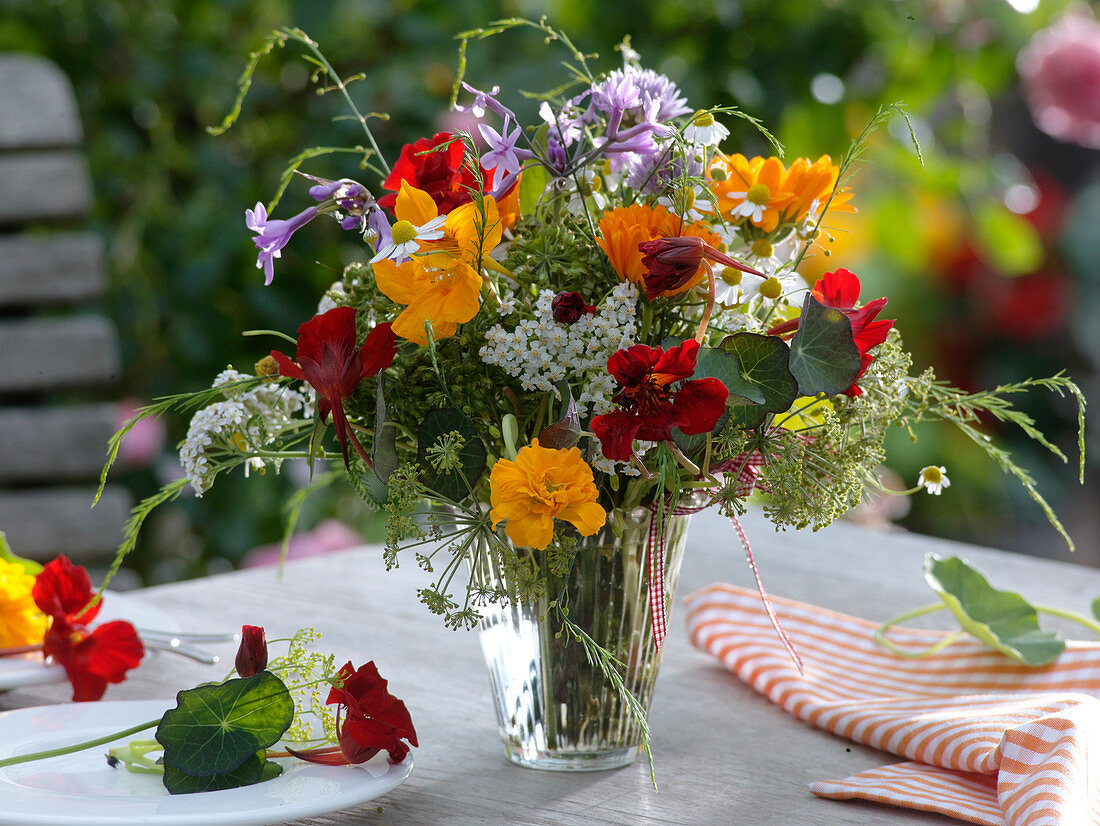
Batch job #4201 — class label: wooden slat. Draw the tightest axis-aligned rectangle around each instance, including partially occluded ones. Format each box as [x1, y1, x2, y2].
[0, 54, 82, 150]
[0, 403, 116, 484]
[0, 316, 120, 393]
[0, 484, 130, 562]
[0, 151, 92, 225]
[0, 232, 106, 306]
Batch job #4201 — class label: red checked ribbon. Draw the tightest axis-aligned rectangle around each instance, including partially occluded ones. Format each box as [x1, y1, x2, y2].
[647, 450, 768, 651]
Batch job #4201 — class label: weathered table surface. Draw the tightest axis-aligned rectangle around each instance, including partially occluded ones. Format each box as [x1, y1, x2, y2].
[5, 508, 1097, 825]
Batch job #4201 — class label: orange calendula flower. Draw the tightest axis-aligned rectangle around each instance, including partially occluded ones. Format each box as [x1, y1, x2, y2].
[489, 440, 606, 550]
[0, 557, 46, 648]
[596, 204, 723, 296]
[710, 153, 853, 234]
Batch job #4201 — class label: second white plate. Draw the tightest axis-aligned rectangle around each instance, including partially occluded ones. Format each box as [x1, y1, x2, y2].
[0, 699, 413, 825]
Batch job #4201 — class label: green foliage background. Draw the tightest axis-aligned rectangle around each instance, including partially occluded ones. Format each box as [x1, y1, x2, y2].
[1, 0, 1094, 580]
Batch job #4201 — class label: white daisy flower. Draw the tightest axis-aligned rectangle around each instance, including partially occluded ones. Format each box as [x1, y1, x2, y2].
[683, 111, 730, 146]
[918, 466, 951, 496]
[369, 215, 446, 264]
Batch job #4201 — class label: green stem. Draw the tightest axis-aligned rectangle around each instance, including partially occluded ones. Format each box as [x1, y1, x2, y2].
[874, 602, 964, 659]
[0, 718, 160, 769]
[1033, 604, 1100, 639]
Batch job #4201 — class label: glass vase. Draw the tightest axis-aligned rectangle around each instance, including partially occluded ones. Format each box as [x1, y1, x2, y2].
[471, 505, 694, 771]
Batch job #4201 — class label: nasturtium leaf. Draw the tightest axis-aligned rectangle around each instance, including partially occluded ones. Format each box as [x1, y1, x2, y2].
[692, 346, 765, 406]
[673, 410, 728, 456]
[155, 671, 294, 777]
[162, 754, 273, 794]
[924, 554, 1065, 666]
[788, 294, 861, 397]
[1092, 596, 1100, 623]
[417, 408, 487, 503]
[715, 332, 798, 429]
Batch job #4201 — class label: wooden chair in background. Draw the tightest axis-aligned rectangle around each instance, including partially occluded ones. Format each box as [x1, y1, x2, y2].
[0, 53, 131, 563]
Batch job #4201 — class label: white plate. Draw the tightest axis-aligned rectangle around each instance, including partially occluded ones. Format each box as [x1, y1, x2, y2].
[0, 700, 413, 825]
[0, 593, 179, 691]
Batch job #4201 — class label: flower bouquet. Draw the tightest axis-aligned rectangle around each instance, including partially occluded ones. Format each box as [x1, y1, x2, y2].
[104, 20, 1084, 773]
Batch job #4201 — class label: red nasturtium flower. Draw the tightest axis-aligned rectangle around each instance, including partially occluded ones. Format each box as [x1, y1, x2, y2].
[810, 268, 894, 397]
[271, 307, 397, 469]
[638, 235, 761, 302]
[377, 132, 488, 215]
[590, 340, 729, 462]
[234, 624, 268, 678]
[31, 556, 144, 702]
[290, 660, 418, 765]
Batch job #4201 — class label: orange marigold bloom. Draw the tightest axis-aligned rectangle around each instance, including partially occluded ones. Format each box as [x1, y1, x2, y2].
[489, 440, 606, 550]
[596, 204, 722, 296]
[783, 154, 854, 221]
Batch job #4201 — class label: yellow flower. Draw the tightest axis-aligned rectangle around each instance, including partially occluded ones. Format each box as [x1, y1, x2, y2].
[373, 256, 482, 344]
[489, 440, 606, 550]
[391, 180, 502, 270]
[777, 396, 833, 432]
[0, 558, 46, 648]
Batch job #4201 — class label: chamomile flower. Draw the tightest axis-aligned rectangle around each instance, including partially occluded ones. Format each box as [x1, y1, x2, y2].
[683, 111, 729, 146]
[369, 215, 446, 264]
[918, 466, 951, 496]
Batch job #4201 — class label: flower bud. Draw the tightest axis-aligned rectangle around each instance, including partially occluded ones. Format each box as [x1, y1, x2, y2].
[551, 291, 596, 324]
[255, 355, 280, 378]
[235, 625, 268, 677]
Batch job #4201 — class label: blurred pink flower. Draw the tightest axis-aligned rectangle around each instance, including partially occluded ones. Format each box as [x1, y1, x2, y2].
[1017, 11, 1100, 149]
[242, 519, 363, 567]
[114, 399, 166, 468]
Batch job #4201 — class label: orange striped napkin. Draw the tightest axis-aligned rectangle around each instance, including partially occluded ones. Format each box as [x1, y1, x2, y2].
[684, 583, 1100, 825]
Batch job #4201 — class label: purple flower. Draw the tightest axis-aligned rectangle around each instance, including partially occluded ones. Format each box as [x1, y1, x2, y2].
[245, 203, 319, 285]
[457, 82, 514, 122]
[628, 67, 691, 122]
[478, 120, 525, 190]
[591, 72, 642, 117]
[539, 98, 587, 148]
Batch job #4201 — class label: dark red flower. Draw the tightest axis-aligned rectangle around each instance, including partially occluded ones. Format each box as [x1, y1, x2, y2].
[551, 291, 597, 324]
[810, 268, 893, 397]
[289, 660, 418, 766]
[377, 132, 487, 215]
[44, 616, 144, 702]
[33, 556, 144, 702]
[234, 625, 268, 678]
[638, 236, 761, 302]
[32, 555, 100, 623]
[271, 307, 397, 469]
[590, 340, 728, 461]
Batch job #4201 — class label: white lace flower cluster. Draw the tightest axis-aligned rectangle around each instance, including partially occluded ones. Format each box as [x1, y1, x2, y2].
[180, 369, 314, 496]
[479, 281, 639, 418]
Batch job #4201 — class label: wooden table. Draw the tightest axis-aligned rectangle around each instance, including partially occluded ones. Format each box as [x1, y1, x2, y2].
[5, 508, 1098, 825]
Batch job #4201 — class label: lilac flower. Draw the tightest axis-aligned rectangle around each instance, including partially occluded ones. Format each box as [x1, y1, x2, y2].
[245, 203, 318, 285]
[625, 145, 703, 195]
[591, 72, 642, 118]
[456, 82, 513, 122]
[539, 98, 587, 148]
[479, 120, 524, 190]
[300, 173, 380, 235]
[628, 67, 691, 122]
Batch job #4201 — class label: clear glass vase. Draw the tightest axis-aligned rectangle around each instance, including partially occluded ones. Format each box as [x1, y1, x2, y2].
[471, 506, 694, 771]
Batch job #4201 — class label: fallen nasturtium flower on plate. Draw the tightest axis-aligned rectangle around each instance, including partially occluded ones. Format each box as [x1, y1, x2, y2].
[0, 626, 417, 795]
[874, 554, 1100, 667]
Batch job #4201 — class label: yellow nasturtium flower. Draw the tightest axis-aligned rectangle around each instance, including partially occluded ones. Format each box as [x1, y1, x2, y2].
[0, 558, 46, 648]
[778, 396, 833, 432]
[489, 440, 607, 550]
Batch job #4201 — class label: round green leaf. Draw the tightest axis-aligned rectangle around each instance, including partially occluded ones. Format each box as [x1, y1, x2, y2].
[155, 671, 294, 777]
[924, 554, 1064, 666]
[788, 294, 861, 397]
[417, 408, 487, 503]
[163, 753, 272, 794]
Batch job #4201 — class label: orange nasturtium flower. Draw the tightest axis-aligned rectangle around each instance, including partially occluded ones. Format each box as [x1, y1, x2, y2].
[0, 557, 46, 648]
[489, 440, 607, 551]
[597, 204, 724, 297]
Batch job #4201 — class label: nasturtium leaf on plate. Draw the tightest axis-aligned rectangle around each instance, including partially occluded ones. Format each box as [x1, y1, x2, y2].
[924, 554, 1065, 666]
[788, 294, 861, 397]
[417, 408, 487, 503]
[1092, 596, 1100, 623]
[162, 753, 276, 794]
[155, 671, 295, 777]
